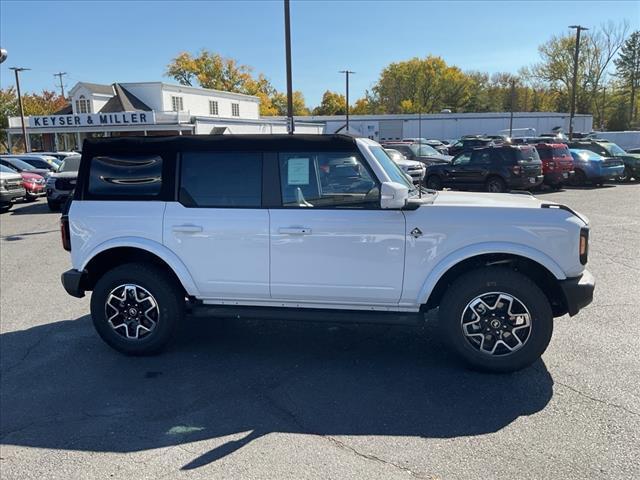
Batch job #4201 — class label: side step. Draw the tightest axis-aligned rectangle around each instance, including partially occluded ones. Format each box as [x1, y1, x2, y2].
[188, 304, 423, 326]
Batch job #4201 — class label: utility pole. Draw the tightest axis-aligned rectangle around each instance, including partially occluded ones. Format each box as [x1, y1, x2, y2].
[54, 71, 67, 98]
[339, 70, 355, 131]
[10, 67, 31, 152]
[601, 86, 606, 131]
[569, 25, 589, 140]
[284, 0, 294, 134]
[509, 79, 516, 138]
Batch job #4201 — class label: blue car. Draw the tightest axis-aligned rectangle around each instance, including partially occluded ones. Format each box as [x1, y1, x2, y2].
[569, 149, 625, 186]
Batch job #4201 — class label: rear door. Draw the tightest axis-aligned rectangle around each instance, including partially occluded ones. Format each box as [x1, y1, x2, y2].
[457, 150, 492, 187]
[163, 151, 270, 300]
[269, 150, 406, 305]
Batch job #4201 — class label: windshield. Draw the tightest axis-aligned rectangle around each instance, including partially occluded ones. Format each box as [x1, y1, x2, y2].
[572, 149, 603, 161]
[3, 158, 36, 171]
[416, 144, 440, 156]
[601, 142, 626, 156]
[0, 164, 17, 174]
[516, 147, 541, 163]
[369, 146, 415, 191]
[59, 155, 81, 172]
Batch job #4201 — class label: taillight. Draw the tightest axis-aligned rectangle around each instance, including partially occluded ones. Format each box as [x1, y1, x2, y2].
[579, 228, 589, 265]
[61, 215, 71, 251]
[547, 162, 555, 170]
[511, 165, 523, 175]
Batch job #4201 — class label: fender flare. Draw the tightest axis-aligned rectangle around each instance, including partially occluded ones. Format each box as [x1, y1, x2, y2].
[417, 241, 566, 305]
[81, 236, 200, 297]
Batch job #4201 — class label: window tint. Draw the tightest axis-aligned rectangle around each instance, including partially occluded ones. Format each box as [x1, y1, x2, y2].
[279, 152, 378, 208]
[180, 152, 261, 208]
[537, 148, 552, 160]
[471, 151, 492, 164]
[453, 153, 471, 165]
[23, 159, 51, 169]
[88, 155, 162, 197]
[553, 147, 570, 157]
[515, 147, 541, 163]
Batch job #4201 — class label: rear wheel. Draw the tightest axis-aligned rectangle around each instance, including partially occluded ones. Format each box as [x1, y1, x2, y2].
[90, 263, 184, 355]
[426, 175, 443, 190]
[485, 176, 507, 193]
[572, 169, 587, 186]
[439, 267, 553, 373]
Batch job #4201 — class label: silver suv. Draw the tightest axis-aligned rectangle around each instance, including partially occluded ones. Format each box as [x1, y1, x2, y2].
[46, 154, 81, 211]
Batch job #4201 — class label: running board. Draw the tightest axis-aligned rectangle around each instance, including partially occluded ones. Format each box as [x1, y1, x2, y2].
[188, 304, 423, 326]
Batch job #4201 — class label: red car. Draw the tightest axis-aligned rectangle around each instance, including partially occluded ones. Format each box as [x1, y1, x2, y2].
[19, 171, 46, 201]
[535, 143, 574, 188]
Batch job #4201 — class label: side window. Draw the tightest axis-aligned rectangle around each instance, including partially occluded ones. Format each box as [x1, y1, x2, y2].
[279, 152, 378, 209]
[179, 152, 262, 208]
[471, 151, 491, 165]
[453, 153, 471, 165]
[88, 155, 162, 197]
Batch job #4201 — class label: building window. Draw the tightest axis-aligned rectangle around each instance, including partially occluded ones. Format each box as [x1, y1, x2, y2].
[75, 96, 91, 114]
[171, 96, 184, 112]
[231, 103, 240, 117]
[209, 100, 219, 116]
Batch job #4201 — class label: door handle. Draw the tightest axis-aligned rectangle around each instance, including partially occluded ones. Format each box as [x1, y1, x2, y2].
[172, 224, 203, 233]
[278, 227, 312, 235]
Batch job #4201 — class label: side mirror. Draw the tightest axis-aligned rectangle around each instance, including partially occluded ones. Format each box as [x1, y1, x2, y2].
[380, 181, 409, 209]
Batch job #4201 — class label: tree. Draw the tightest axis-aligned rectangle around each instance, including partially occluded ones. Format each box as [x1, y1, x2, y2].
[270, 91, 310, 116]
[614, 30, 640, 123]
[0, 87, 18, 151]
[312, 90, 346, 115]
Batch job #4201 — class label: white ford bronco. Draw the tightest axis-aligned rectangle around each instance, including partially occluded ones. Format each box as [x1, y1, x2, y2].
[61, 135, 595, 372]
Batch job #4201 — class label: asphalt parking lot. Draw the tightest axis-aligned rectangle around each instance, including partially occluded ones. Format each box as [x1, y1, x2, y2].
[1, 185, 639, 480]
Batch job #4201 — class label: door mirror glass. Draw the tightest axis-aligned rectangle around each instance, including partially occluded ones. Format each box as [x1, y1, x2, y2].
[380, 181, 409, 209]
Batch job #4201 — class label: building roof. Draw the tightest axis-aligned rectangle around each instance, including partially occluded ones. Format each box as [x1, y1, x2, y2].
[75, 82, 114, 96]
[54, 104, 73, 115]
[99, 84, 152, 113]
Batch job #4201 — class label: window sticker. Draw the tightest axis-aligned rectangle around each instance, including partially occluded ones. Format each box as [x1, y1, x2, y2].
[287, 158, 310, 185]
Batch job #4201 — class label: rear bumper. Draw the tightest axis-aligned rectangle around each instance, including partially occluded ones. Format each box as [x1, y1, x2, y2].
[559, 269, 595, 316]
[508, 174, 544, 189]
[544, 171, 572, 185]
[61, 269, 86, 298]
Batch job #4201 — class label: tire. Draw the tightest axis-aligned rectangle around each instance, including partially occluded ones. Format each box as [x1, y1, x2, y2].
[47, 199, 60, 211]
[485, 176, 507, 193]
[572, 169, 587, 186]
[90, 262, 184, 355]
[0, 203, 12, 213]
[618, 167, 632, 183]
[426, 175, 443, 190]
[439, 267, 553, 373]
[25, 194, 37, 203]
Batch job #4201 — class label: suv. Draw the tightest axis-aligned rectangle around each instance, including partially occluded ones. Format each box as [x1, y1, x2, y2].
[534, 143, 574, 188]
[384, 148, 426, 184]
[61, 135, 594, 373]
[0, 164, 26, 212]
[425, 145, 544, 192]
[568, 140, 640, 182]
[381, 142, 452, 166]
[45, 154, 81, 210]
[447, 137, 493, 156]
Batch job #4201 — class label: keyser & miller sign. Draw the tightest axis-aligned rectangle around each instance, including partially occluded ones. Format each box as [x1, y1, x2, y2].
[28, 111, 156, 128]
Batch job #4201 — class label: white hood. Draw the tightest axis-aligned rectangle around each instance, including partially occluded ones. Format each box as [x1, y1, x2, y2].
[432, 191, 545, 208]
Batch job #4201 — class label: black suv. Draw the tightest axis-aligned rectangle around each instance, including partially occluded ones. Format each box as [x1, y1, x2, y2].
[425, 145, 544, 192]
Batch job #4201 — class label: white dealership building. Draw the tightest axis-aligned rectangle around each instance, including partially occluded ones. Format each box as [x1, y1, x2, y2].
[6, 81, 324, 151]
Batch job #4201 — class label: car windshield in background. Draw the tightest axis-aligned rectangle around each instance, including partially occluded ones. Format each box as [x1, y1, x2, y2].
[369, 146, 414, 190]
[417, 145, 440, 156]
[603, 143, 627, 156]
[573, 150, 604, 161]
[4, 158, 37, 171]
[0, 164, 16, 173]
[59, 156, 81, 172]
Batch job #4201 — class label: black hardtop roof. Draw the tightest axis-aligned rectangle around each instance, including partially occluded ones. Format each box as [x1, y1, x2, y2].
[81, 134, 359, 158]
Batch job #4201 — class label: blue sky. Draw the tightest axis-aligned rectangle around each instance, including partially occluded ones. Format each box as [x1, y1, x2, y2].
[1, 0, 638, 107]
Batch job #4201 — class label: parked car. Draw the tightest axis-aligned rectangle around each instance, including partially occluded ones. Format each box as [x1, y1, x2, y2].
[382, 142, 452, 166]
[534, 143, 574, 189]
[34, 151, 78, 161]
[384, 148, 426, 184]
[60, 134, 594, 372]
[568, 149, 625, 186]
[447, 137, 493, 156]
[45, 154, 81, 210]
[19, 171, 46, 201]
[3, 154, 60, 172]
[626, 147, 640, 154]
[568, 140, 640, 182]
[402, 138, 449, 155]
[0, 156, 52, 179]
[425, 145, 544, 192]
[0, 164, 26, 212]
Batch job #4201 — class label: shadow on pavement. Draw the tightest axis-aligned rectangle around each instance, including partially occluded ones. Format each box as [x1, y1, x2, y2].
[7, 200, 57, 216]
[0, 314, 553, 470]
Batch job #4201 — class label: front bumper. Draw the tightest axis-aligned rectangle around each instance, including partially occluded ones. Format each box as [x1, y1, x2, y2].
[61, 269, 86, 298]
[1, 188, 26, 203]
[47, 188, 72, 201]
[559, 269, 595, 316]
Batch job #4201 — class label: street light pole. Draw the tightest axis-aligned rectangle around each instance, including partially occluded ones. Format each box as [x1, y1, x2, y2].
[339, 70, 355, 131]
[569, 25, 588, 140]
[10, 67, 31, 152]
[509, 79, 516, 138]
[284, 0, 294, 134]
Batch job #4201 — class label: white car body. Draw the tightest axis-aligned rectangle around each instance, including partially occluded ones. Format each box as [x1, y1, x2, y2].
[67, 137, 589, 313]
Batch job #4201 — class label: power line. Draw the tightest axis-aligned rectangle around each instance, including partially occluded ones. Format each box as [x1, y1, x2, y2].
[54, 71, 67, 98]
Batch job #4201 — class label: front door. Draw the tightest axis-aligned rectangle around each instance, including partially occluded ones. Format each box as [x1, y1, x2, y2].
[163, 151, 270, 300]
[270, 151, 406, 305]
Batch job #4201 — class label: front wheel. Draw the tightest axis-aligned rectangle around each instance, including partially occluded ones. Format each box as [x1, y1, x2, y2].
[439, 267, 553, 373]
[426, 175, 443, 190]
[47, 199, 60, 211]
[617, 167, 632, 183]
[90, 263, 184, 355]
[0, 203, 12, 213]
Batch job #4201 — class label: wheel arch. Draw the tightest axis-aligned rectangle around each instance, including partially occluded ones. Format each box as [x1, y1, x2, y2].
[419, 244, 569, 317]
[80, 238, 199, 297]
